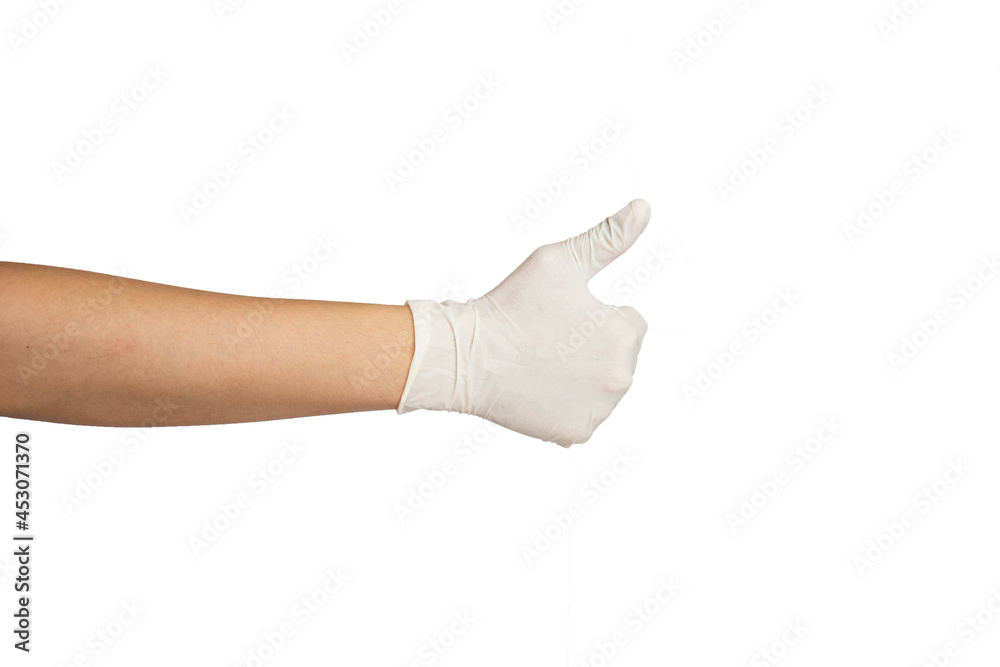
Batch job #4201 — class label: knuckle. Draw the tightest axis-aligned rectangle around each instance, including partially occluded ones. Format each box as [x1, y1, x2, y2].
[625, 325, 642, 348]
[528, 242, 558, 264]
[634, 313, 649, 337]
[605, 311, 632, 338]
[621, 306, 648, 337]
[614, 322, 641, 351]
[561, 420, 594, 446]
[603, 369, 634, 394]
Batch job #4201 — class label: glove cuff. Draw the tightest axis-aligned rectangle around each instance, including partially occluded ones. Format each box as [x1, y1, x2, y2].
[396, 299, 474, 415]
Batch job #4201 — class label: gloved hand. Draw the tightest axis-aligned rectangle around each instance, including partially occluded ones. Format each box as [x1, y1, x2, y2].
[397, 199, 651, 446]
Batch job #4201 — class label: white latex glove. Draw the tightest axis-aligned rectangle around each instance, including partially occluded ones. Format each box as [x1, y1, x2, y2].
[397, 199, 651, 446]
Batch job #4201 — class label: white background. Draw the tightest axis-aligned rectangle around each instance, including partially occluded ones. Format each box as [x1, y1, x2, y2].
[2, 0, 1000, 665]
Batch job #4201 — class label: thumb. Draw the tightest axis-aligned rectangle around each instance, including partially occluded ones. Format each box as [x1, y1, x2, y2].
[560, 199, 651, 278]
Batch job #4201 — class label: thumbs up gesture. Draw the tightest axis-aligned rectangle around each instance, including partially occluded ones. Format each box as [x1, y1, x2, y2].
[397, 200, 652, 446]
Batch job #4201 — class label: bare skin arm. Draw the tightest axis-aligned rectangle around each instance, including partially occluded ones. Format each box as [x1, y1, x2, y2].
[0, 261, 414, 427]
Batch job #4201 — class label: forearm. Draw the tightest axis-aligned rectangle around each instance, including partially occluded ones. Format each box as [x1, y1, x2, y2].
[0, 261, 414, 426]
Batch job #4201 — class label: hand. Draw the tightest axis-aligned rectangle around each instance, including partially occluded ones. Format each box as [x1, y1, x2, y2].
[397, 199, 652, 446]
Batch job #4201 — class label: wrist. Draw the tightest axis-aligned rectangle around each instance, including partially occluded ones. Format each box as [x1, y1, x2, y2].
[396, 298, 475, 415]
